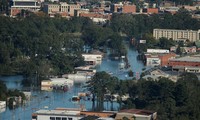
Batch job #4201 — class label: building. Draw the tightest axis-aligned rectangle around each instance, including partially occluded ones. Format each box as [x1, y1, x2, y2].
[169, 55, 200, 73]
[41, 78, 74, 91]
[145, 52, 176, 67]
[159, 53, 177, 66]
[122, 4, 136, 14]
[147, 49, 169, 54]
[32, 109, 83, 120]
[43, 4, 60, 15]
[32, 108, 157, 120]
[115, 109, 157, 120]
[79, 13, 111, 23]
[82, 51, 103, 66]
[11, 0, 41, 16]
[145, 54, 161, 67]
[142, 69, 178, 82]
[110, 3, 123, 12]
[0, 101, 6, 113]
[41, 80, 53, 91]
[67, 4, 81, 16]
[74, 9, 89, 17]
[163, 7, 179, 14]
[43, 3, 81, 17]
[153, 29, 200, 42]
[143, 8, 159, 14]
[180, 46, 197, 54]
[32, 108, 116, 120]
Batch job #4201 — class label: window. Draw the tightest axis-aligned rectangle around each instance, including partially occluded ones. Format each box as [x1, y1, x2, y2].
[50, 117, 55, 120]
[56, 117, 61, 120]
[68, 118, 73, 120]
[62, 118, 67, 120]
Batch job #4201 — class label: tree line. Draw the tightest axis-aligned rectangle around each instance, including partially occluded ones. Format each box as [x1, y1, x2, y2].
[110, 9, 200, 38]
[0, 14, 125, 79]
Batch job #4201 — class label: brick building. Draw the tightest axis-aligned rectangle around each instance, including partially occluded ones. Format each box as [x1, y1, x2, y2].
[122, 4, 136, 13]
[159, 53, 177, 66]
[145, 53, 176, 67]
[143, 8, 158, 14]
[169, 56, 200, 67]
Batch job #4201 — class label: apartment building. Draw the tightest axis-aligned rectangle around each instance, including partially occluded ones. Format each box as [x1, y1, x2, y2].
[153, 29, 200, 42]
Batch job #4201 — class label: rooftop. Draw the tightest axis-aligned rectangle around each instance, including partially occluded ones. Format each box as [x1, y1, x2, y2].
[35, 109, 81, 116]
[170, 56, 200, 62]
[119, 109, 155, 116]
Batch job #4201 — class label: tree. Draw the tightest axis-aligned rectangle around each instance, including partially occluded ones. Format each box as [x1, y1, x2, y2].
[86, 71, 116, 111]
[158, 37, 175, 49]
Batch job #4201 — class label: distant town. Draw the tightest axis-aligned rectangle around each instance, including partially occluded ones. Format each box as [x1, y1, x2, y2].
[1, 0, 200, 120]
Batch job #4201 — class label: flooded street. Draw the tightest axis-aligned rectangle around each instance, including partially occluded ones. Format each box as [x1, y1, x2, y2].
[0, 45, 145, 120]
[96, 45, 145, 80]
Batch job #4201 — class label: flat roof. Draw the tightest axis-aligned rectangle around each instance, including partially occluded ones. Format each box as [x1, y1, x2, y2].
[170, 56, 200, 62]
[119, 109, 155, 116]
[35, 110, 81, 116]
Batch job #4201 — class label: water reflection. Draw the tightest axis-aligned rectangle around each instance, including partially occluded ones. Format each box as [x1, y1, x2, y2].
[96, 45, 145, 80]
[0, 75, 23, 90]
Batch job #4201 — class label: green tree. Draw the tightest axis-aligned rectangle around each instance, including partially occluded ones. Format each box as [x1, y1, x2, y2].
[86, 71, 116, 111]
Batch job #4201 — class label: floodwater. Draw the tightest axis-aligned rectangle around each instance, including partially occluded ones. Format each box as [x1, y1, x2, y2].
[96, 44, 145, 80]
[0, 45, 145, 120]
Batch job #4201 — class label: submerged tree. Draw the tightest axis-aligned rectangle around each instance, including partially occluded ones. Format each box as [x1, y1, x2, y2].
[86, 71, 118, 111]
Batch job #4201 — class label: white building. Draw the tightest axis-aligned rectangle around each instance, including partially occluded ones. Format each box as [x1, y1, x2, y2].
[11, 0, 41, 16]
[153, 29, 200, 42]
[67, 73, 94, 83]
[82, 52, 103, 66]
[0, 101, 6, 113]
[50, 78, 74, 88]
[32, 109, 83, 120]
[147, 49, 169, 54]
[41, 78, 74, 91]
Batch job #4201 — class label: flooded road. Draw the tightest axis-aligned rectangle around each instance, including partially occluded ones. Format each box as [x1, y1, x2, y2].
[97, 45, 145, 80]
